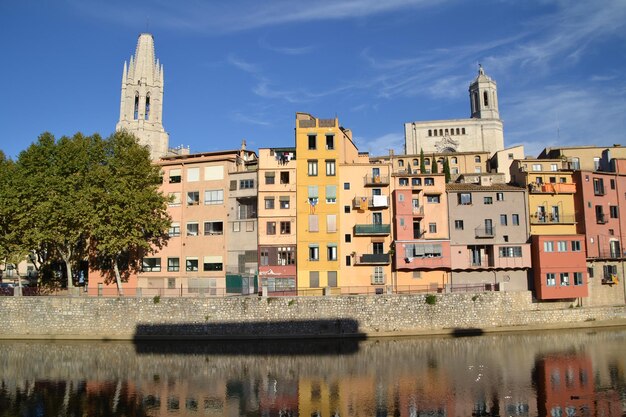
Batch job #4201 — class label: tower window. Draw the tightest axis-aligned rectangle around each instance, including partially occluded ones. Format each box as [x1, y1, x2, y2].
[145, 93, 150, 120]
[133, 93, 139, 120]
[483, 91, 489, 107]
[428, 130, 432, 137]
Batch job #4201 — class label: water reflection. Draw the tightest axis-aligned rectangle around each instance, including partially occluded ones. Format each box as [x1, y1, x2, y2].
[0, 328, 624, 416]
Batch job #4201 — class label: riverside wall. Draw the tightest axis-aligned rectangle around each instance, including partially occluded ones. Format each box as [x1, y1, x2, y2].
[0, 291, 625, 340]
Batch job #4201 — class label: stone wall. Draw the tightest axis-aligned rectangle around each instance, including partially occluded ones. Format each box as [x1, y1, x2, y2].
[0, 291, 624, 340]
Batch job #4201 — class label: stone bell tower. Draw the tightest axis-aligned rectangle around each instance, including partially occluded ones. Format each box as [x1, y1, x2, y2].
[116, 33, 169, 160]
[469, 64, 499, 120]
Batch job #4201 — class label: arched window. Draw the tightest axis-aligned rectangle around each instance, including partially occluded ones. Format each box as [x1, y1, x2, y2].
[483, 91, 489, 107]
[424, 158, 430, 165]
[439, 129, 443, 136]
[398, 160, 404, 167]
[412, 159, 419, 166]
[451, 157, 457, 164]
[428, 130, 432, 137]
[462, 128, 466, 134]
[445, 129, 449, 135]
[473, 92, 479, 113]
[474, 155, 481, 163]
[456, 128, 460, 135]
[145, 93, 151, 120]
[133, 92, 139, 120]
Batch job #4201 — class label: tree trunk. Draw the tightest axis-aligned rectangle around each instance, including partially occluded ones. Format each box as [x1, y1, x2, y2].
[64, 258, 73, 289]
[113, 257, 124, 296]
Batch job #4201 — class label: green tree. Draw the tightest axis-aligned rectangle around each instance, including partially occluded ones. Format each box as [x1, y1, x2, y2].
[419, 148, 426, 174]
[89, 131, 170, 295]
[0, 151, 24, 278]
[431, 155, 439, 174]
[14, 133, 103, 289]
[443, 157, 451, 183]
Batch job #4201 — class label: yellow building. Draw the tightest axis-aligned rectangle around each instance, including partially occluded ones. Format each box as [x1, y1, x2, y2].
[295, 113, 347, 294]
[510, 158, 577, 235]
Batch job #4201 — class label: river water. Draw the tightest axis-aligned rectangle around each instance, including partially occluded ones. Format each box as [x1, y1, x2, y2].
[0, 328, 624, 417]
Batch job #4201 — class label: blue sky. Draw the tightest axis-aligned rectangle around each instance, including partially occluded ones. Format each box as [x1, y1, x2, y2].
[1, 0, 625, 160]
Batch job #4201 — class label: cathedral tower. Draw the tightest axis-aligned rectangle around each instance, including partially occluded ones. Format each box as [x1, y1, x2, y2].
[116, 33, 169, 160]
[469, 65, 499, 120]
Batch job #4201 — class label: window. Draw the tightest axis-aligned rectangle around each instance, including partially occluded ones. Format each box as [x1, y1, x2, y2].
[372, 266, 385, 285]
[327, 245, 337, 261]
[167, 257, 179, 272]
[309, 245, 319, 261]
[326, 134, 334, 150]
[280, 196, 290, 209]
[204, 221, 223, 235]
[428, 223, 437, 233]
[344, 205, 350, 214]
[308, 214, 319, 232]
[572, 241, 581, 251]
[325, 185, 337, 204]
[280, 221, 291, 234]
[475, 156, 481, 163]
[204, 261, 223, 272]
[412, 159, 419, 166]
[309, 271, 319, 288]
[187, 191, 199, 205]
[484, 196, 493, 205]
[260, 250, 269, 266]
[265, 172, 275, 184]
[265, 197, 275, 209]
[574, 272, 583, 286]
[204, 189, 224, 205]
[169, 192, 181, 206]
[593, 178, 605, 195]
[496, 192, 504, 201]
[411, 178, 421, 186]
[233, 222, 240, 232]
[240, 179, 254, 189]
[266, 222, 276, 235]
[328, 271, 338, 287]
[544, 241, 554, 252]
[344, 182, 350, 190]
[133, 93, 139, 120]
[399, 178, 409, 186]
[451, 157, 457, 164]
[610, 206, 618, 218]
[345, 234, 351, 243]
[280, 171, 290, 184]
[142, 258, 161, 272]
[307, 134, 318, 150]
[499, 247, 522, 257]
[557, 241, 567, 252]
[500, 214, 508, 226]
[278, 247, 295, 265]
[308, 160, 318, 176]
[327, 214, 337, 233]
[546, 273, 556, 286]
[459, 193, 472, 205]
[168, 223, 180, 237]
[560, 273, 570, 286]
[186, 222, 199, 236]
[550, 164, 558, 171]
[512, 214, 520, 226]
[532, 164, 542, 171]
[588, 266, 594, 278]
[610, 179, 615, 190]
[144, 94, 150, 120]
[424, 178, 434, 186]
[186, 258, 198, 272]
[346, 255, 351, 266]
[454, 220, 464, 230]
[426, 195, 440, 203]
[186, 167, 199, 182]
[326, 160, 336, 176]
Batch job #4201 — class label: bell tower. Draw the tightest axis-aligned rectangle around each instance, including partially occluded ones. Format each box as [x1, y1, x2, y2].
[469, 65, 499, 120]
[116, 33, 169, 160]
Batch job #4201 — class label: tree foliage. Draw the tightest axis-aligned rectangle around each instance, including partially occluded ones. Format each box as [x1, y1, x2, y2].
[419, 148, 426, 174]
[3, 131, 170, 292]
[431, 155, 439, 174]
[443, 157, 451, 183]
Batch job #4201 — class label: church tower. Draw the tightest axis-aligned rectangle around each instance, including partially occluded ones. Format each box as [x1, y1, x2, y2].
[116, 33, 169, 160]
[469, 65, 499, 120]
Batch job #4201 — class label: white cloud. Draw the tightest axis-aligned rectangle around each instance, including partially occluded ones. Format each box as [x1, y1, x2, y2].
[355, 132, 405, 156]
[227, 54, 259, 74]
[258, 38, 315, 55]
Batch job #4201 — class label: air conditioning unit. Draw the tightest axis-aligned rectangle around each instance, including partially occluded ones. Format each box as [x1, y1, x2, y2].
[405, 257, 414, 263]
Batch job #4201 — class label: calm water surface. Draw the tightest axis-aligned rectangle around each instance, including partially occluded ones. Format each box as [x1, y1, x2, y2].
[0, 328, 624, 417]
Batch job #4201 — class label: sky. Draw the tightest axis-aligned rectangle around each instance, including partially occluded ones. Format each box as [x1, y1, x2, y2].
[1, 0, 625, 160]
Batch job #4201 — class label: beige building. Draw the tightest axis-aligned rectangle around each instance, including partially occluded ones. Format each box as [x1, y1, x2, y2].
[538, 145, 626, 172]
[404, 66, 504, 157]
[116, 33, 169, 160]
[257, 147, 297, 294]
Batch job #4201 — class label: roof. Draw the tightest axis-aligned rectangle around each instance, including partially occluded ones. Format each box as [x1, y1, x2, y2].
[446, 183, 526, 192]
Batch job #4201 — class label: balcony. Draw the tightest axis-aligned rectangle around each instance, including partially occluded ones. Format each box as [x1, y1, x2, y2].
[364, 175, 390, 186]
[354, 224, 391, 236]
[356, 253, 391, 265]
[594, 187, 606, 196]
[596, 214, 608, 224]
[475, 226, 495, 238]
[352, 196, 389, 209]
[529, 214, 577, 224]
[412, 206, 424, 217]
[469, 255, 494, 268]
[529, 183, 576, 194]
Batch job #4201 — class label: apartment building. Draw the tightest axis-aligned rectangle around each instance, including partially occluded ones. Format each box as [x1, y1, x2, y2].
[257, 147, 297, 294]
[446, 177, 531, 291]
[510, 159, 587, 300]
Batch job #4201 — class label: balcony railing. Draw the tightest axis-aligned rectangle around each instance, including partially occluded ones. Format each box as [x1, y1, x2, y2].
[356, 253, 391, 265]
[354, 224, 391, 235]
[364, 175, 390, 186]
[474, 226, 495, 238]
[468, 255, 494, 268]
[529, 214, 577, 224]
[412, 206, 424, 216]
[596, 214, 608, 224]
[529, 183, 576, 194]
[594, 187, 606, 196]
[352, 196, 389, 209]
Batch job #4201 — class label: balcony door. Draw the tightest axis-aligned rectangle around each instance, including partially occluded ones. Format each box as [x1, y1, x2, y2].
[372, 212, 382, 225]
[484, 219, 493, 235]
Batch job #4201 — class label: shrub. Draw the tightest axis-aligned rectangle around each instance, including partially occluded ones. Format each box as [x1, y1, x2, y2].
[425, 294, 437, 305]
[153, 295, 161, 304]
